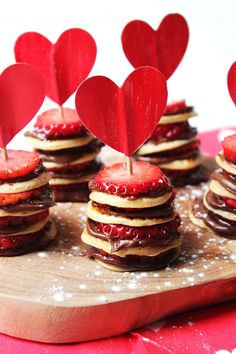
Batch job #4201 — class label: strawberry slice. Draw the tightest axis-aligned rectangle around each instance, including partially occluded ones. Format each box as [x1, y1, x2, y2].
[93, 217, 180, 240]
[34, 108, 85, 138]
[223, 197, 236, 209]
[222, 134, 236, 163]
[151, 121, 189, 141]
[90, 161, 172, 196]
[0, 185, 47, 206]
[0, 209, 49, 228]
[0, 150, 40, 180]
[0, 232, 41, 252]
[165, 100, 187, 115]
[0, 190, 34, 206]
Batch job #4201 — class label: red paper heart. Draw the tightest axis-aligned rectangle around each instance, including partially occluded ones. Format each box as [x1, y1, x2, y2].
[14, 28, 97, 106]
[75, 66, 167, 156]
[228, 62, 236, 106]
[0, 64, 45, 148]
[122, 14, 189, 79]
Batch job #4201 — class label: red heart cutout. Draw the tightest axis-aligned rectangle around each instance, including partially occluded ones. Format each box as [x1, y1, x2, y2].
[228, 62, 236, 106]
[75, 66, 167, 156]
[14, 28, 97, 106]
[0, 64, 45, 148]
[122, 14, 189, 79]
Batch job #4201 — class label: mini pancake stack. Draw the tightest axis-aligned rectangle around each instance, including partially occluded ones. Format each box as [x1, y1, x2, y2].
[190, 134, 236, 239]
[81, 161, 181, 271]
[0, 150, 56, 256]
[25, 108, 102, 202]
[136, 100, 207, 186]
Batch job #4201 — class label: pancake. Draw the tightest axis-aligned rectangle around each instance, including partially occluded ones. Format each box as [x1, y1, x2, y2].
[89, 191, 172, 209]
[159, 111, 196, 125]
[25, 134, 94, 151]
[0, 173, 49, 194]
[137, 137, 197, 156]
[87, 201, 176, 227]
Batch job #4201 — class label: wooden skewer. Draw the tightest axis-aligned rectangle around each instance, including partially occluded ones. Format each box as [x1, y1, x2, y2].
[126, 156, 133, 175]
[1, 147, 8, 161]
[59, 105, 64, 119]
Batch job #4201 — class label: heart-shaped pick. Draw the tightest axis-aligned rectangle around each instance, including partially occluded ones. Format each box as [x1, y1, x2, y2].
[122, 14, 189, 79]
[0, 64, 45, 148]
[228, 62, 236, 106]
[14, 28, 97, 106]
[75, 66, 167, 156]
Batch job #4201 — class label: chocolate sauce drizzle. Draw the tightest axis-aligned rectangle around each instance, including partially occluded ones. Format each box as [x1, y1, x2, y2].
[86, 245, 180, 270]
[212, 169, 236, 194]
[37, 141, 103, 163]
[91, 201, 175, 219]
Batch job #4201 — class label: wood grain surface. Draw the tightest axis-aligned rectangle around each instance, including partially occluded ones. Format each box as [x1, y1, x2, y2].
[0, 155, 235, 343]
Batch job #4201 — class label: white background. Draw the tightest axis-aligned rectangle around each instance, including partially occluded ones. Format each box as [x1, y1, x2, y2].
[1, 0, 236, 147]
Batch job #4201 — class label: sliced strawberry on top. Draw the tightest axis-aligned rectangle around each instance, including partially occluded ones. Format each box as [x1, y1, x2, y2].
[222, 134, 236, 163]
[90, 161, 172, 196]
[0, 150, 40, 180]
[165, 100, 187, 115]
[33, 108, 85, 138]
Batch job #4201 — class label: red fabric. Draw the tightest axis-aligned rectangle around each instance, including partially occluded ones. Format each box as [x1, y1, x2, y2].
[1, 128, 236, 353]
[200, 128, 223, 157]
[131, 301, 236, 354]
[1, 301, 236, 353]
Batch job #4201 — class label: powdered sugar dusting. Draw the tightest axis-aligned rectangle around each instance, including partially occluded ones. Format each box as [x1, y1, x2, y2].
[38, 184, 236, 304]
[1, 181, 235, 308]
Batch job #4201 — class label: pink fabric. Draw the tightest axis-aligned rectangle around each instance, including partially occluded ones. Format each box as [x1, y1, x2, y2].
[1, 128, 236, 353]
[200, 128, 223, 156]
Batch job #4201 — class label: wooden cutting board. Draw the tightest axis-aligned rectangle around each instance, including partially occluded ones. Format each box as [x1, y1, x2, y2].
[0, 155, 236, 343]
[0, 185, 235, 343]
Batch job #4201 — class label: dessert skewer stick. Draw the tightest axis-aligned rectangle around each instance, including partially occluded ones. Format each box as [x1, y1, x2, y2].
[126, 156, 133, 175]
[58, 105, 65, 119]
[1, 147, 8, 161]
